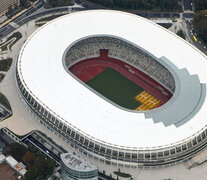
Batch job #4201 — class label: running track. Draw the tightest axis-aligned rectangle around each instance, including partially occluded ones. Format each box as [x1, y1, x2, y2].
[69, 49, 172, 104]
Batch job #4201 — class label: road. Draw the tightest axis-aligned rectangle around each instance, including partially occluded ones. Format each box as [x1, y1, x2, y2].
[23, 134, 61, 163]
[183, 12, 194, 19]
[186, 20, 207, 54]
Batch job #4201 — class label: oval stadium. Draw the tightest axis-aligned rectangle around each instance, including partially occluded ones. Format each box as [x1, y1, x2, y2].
[16, 10, 207, 168]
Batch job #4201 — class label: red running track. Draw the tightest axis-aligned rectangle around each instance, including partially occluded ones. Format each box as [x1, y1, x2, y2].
[69, 49, 172, 104]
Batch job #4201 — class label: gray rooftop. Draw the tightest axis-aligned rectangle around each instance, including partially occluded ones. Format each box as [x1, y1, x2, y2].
[61, 153, 98, 172]
[145, 56, 206, 127]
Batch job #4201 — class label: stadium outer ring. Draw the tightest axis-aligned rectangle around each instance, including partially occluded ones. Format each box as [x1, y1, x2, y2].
[15, 10, 207, 168]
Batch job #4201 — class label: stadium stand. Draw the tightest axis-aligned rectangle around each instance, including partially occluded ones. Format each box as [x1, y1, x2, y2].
[65, 37, 175, 92]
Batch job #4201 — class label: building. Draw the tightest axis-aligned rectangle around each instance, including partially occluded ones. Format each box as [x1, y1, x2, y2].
[0, 154, 6, 164]
[61, 153, 98, 180]
[0, 0, 19, 16]
[6, 155, 18, 168]
[14, 162, 27, 176]
[16, 10, 207, 170]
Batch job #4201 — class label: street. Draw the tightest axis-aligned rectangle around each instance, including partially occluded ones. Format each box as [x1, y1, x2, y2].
[186, 20, 207, 54]
[23, 134, 61, 163]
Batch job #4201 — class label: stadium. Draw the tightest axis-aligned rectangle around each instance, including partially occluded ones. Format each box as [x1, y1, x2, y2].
[16, 10, 207, 168]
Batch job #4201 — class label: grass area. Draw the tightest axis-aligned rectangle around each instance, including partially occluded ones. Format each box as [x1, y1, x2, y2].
[0, 73, 5, 82]
[0, 58, 12, 72]
[35, 23, 44, 27]
[1, 40, 13, 51]
[158, 23, 172, 29]
[86, 68, 143, 110]
[99, 172, 115, 180]
[113, 171, 131, 178]
[0, 32, 22, 51]
[0, 92, 11, 111]
[36, 14, 64, 23]
[176, 29, 186, 40]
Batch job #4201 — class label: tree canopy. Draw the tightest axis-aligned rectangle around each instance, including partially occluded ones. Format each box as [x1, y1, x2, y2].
[3, 143, 55, 180]
[20, 0, 30, 9]
[22, 151, 36, 168]
[23, 157, 55, 180]
[46, 0, 74, 8]
[176, 29, 186, 39]
[194, 0, 207, 11]
[3, 143, 27, 162]
[87, 0, 182, 11]
[193, 10, 207, 43]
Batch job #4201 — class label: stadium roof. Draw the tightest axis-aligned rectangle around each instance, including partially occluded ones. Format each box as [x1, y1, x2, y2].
[18, 10, 207, 149]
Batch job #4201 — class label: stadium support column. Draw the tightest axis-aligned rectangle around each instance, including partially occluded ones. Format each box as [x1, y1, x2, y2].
[68, 7, 72, 14]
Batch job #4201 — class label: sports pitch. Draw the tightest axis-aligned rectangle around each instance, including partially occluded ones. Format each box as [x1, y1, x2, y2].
[86, 67, 143, 110]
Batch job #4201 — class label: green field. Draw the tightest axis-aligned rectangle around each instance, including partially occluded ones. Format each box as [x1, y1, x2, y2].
[86, 68, 143, 110]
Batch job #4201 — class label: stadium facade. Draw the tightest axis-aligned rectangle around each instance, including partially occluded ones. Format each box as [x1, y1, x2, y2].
[16, 10, 207, 169]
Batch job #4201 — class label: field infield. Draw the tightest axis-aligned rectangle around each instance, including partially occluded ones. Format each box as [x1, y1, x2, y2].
[86, 67, 143, 110]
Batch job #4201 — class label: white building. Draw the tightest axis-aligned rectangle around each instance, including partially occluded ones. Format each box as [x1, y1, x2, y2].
[0, 154, 6, 164]
[6, 155, 18, 168]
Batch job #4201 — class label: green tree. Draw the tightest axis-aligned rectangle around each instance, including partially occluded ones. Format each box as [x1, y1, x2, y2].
[176, 29, 186, 39]
[193, 10, 207, 43]
[86, 0, 181, 11]
[46, 0, 74, 8]
[194, 0, 207, 11]
[7, 5, 13, 18]
[22, 151, 36, 168]
[3, 143, 27, 162]
[23, 156, 55, 180]
[20, 0, 30, 9]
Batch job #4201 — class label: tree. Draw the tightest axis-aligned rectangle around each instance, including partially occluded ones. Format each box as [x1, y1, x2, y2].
[86, 0, 181, 11]
[176, 29, 186, 39]
[3, 143, 27, 162]
[7, 5, 13, 18]
[22, 151, 36, 168]
[193, 10, 207, 43]
[46, 0, 74, 8]
[20, 0, 30, 9]
[194, 0, 207, 11]
[23, 156, 55, 180]
[14, 3, 19, 11]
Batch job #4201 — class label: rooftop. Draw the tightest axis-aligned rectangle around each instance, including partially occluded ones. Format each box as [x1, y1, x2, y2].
[61, 153, 97, 172]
